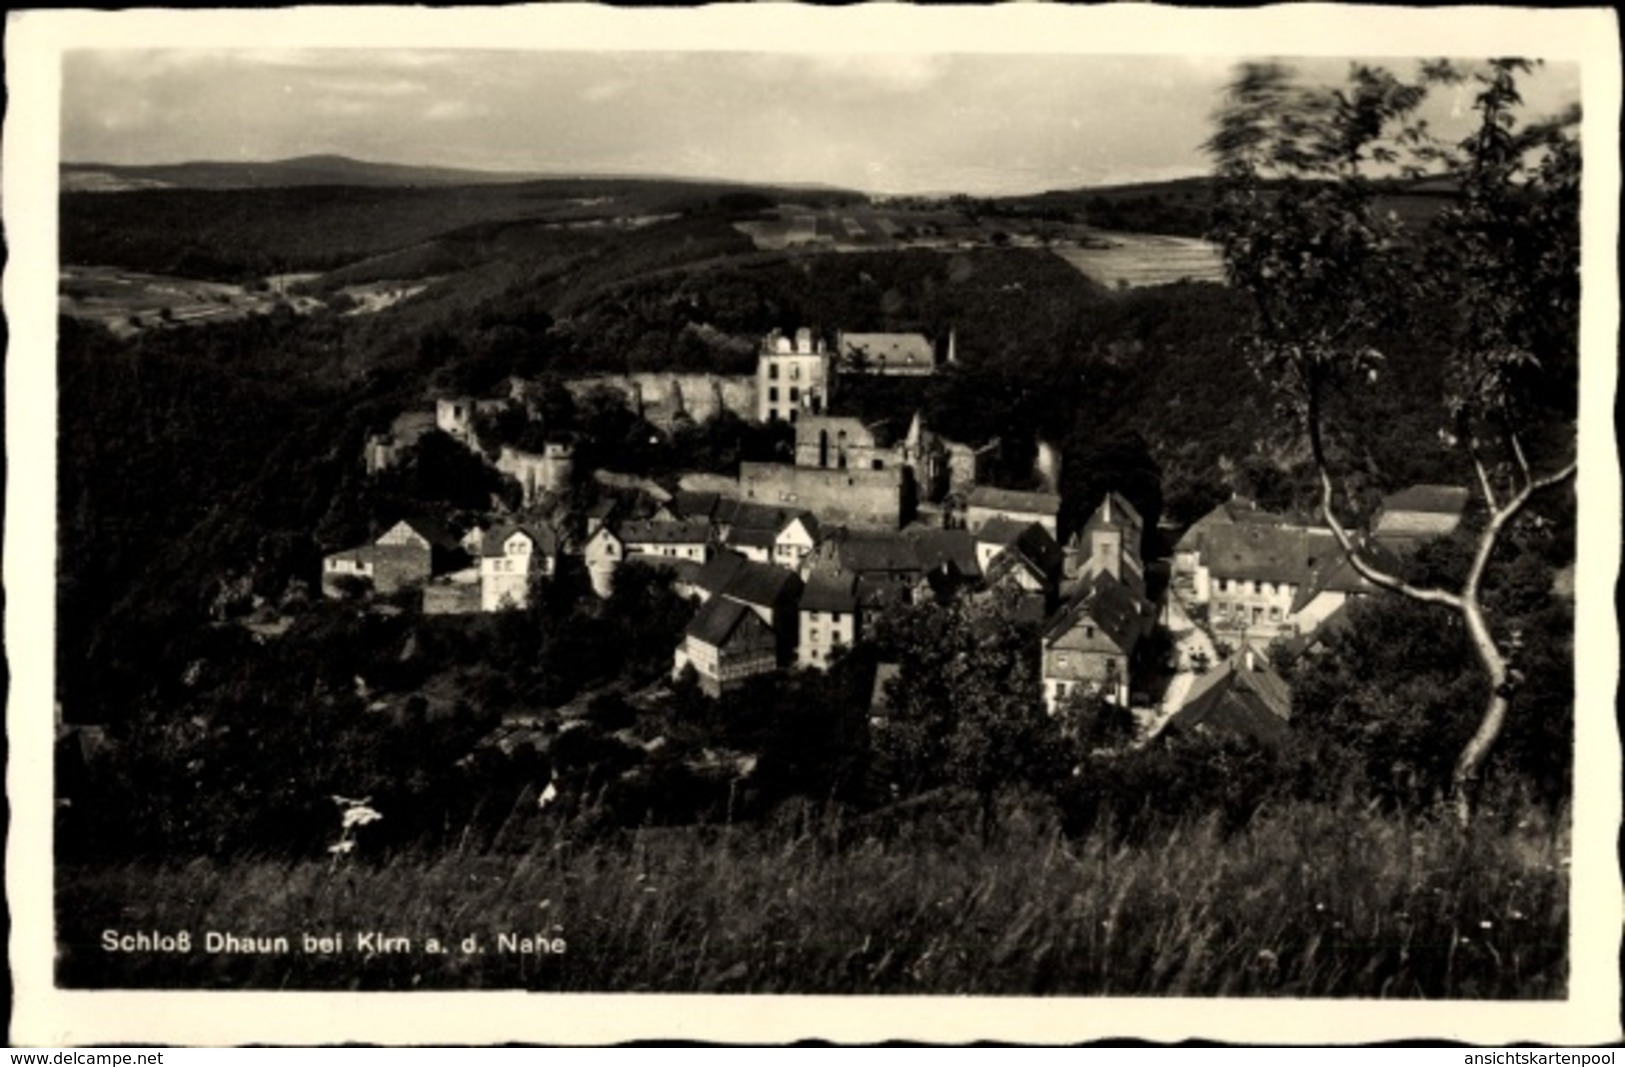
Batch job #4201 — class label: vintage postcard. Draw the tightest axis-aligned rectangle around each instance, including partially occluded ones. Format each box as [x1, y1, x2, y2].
[6, 3, 1621, 1047]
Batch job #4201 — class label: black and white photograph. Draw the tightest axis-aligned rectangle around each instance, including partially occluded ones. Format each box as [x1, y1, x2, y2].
[6, 4, 1620, 1047]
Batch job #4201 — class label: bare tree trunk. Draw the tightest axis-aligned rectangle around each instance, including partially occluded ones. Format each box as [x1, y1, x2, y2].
[1451, 596, 1512, 824]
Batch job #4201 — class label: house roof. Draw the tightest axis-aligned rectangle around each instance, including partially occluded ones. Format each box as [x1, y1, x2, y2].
[1173, 497, 1291, 553]
[1200, 522, 1335, 587]
[670, 490, 721, 522]
[716, 498, 796, 531]
[1167, 650, 1292, 747]
[837, 531, 921, 575]
[389, 514, 460, 551]
[1379, 484, 1470, 516]
[985, 524, 1063, 586]
[585, 499, 619, 520]
[907, 528, 981, 577]
[839, 331, 936, 369]
[1288, 539, 1401, 612]
[685, 596, 774, 649]
[721, 559, 801, 611]
[800, 571, 859, 613]
[693, 550, 751, 596]
[1042, 571, 1144, 653]
[727, 525, 778, 550]
[779, 512, 821, 541]
[481, 522, 559, 558]
[966, 486, 1061, 517]
[975, 516, 1035, 550]
[619, 519, 712, 546]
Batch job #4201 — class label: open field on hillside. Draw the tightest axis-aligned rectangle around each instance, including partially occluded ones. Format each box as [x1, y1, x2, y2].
[58, 800, 1567, 997]
[737, 205, 981, 251]
[58, 266, 325, 337]
[1053, 232, 1227, 289]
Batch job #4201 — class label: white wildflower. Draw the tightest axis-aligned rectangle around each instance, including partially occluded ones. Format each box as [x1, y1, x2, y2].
[342, 805, 383, 829]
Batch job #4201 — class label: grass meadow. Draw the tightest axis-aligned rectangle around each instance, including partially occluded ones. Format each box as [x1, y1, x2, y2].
[57, 798, 1568, 996]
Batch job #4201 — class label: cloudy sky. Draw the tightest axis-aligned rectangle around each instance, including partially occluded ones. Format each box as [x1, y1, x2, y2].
[61, 47, 1583, 196]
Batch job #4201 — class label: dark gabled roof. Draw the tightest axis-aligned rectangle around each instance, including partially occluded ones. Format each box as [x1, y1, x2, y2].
[1009, 523, 1064, 578]
[721, 559, 802, 611]
[837, 532, 921, 575]
[1289, 539, 1402, 612]
[1042, 571, 1144, 653]
[984, 523, 1062, 588]
[1380, 484, 1471, 516]
[670, 490, 721, 521]
[966, 486, 1061, 516]
[716, 498, 796, 531]
[907, 528, 981, 577]
[481, 522, 560, 558]
[800, 571, 859, 614]
[694, 550, 751, 596]
[619, 519, 712, 546]
[390, 514, 460, 551]
[780, 511, 821, 541]
[1200, 523, 1340, 587]
[727, 525, 778, 550]
[974, 516, 1034, 550]
[1173, 497, 1293, 552]
[1167, 651, 1292, 747]
[685, 596, 773, 649]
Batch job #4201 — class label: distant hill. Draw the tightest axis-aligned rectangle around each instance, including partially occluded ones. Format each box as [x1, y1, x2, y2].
[61, 154, 551, 192]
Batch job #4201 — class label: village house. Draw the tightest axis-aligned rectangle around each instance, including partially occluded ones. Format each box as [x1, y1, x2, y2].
[978, 520, 1065, 621]
[756, 327, 834, 424]
[1172, 497, 1397, 642]
[1370, 484, 1470, 554]
[480, 522, 560, 612]
[673, 597, 780, 697]
[804, 529, 924, 609]
[678, 550, 805, 692]
[1171, 496, 1293, 596]
[322, 516, 458, 598]
[797, 572, 860, 670]
[1039, 571, 1153, 712]
[965, 486, 1062, 538]
[1161, 646, 1292, 749]
[835, 330, 951, 377]
[583, 523, 625, 598]
[772, 513, 821, 571]
[619, 519, 714, 565]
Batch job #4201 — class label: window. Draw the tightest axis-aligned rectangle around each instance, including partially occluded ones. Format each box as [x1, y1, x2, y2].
[1219, 578, 1229, 593]
[1269, 606, 1282, 621]
[790, 387, 801, 403]
[769, 363, 780, 380]
[769, 387, 779, 402]
[790, 364, 801, 381]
